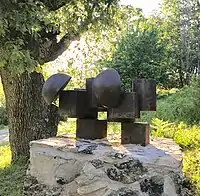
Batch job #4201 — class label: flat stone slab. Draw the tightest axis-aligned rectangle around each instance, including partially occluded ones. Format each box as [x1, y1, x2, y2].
[26, 135, 183, 196]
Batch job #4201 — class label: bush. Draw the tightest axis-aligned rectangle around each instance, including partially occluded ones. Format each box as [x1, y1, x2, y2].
[150, 118, 200, 149]
[150, 118, 200, 194]
[100, 27, 169, 90]
[156, 86, 179, 99]
[141, 82, 200, 125]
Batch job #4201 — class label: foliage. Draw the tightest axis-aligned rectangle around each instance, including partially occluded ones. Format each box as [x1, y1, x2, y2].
[141, 82, 200, 124]
[42, 5, 144, 90]
[100, 26, 168, 90]
[0, 0, 119, 74]
[0, 144, 11, 168]
[150, 118, 200, 194]
[0, 79, 5, 107]
[100, 0, 200, 89]
[150, 0, 200, 87]
[183, 149, 200, 194]
[156, 87, 179, 99]
[150, 118, 200, 149]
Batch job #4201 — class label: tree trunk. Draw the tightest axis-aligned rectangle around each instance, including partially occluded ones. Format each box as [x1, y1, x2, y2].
[0, 69, 59, 161]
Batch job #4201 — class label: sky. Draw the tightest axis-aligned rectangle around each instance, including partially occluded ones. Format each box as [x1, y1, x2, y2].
[120, 0, 163, 16]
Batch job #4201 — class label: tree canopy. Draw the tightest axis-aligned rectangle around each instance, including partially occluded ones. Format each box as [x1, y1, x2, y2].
[0, 0, 118, 74]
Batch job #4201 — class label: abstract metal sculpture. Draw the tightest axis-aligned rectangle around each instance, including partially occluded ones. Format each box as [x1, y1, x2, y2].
[42, 68, 156, 146]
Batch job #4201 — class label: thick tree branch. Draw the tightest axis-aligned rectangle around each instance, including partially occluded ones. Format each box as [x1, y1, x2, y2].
[39, 30, 81, 64]
[38, 1, 116, 64]
[39, 0, 71, 11]
[39, 17, 103, 64]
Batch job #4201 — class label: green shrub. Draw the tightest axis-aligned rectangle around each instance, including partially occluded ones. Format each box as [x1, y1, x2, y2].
[150, 118, 200, 194]
[141, 83, 200, 125]
[0, 79, 5, 107]
[156, 87, 179, 99]
[150, 118, 200, 149]
[183, 149, 200, 195]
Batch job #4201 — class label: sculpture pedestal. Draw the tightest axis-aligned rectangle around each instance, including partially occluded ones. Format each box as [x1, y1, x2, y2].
[25, 135, 183, 196]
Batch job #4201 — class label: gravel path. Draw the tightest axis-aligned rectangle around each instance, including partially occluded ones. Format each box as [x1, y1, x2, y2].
[0, 129, 9, 144]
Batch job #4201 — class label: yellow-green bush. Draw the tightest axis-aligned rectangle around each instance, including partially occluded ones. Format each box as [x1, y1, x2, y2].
[151, 118, 200, 149]
[156, 87, 179, 99]
[151, 118, 200, 194]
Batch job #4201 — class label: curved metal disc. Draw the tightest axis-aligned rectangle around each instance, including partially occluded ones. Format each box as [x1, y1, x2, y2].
[92, 68, 121, 108]
[42, 73, 71, 105]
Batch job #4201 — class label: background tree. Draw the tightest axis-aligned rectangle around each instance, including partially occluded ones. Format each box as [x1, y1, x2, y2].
[101, 25, 168, 90]
[0, 0, 118, 161]
[152, 0, 200, 87]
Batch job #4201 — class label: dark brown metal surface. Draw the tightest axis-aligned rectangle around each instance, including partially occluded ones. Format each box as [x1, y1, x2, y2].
[86, 78, 98, 108]
[59, 90, 97, 119]
[76, 119, 107, 140]
[42, 73, 71, 105]
[107, 92, 140, 122]
[86, 78, 108, 112]
[132, 79, 156, 111]
[121, 122, 150, 146]
[92, 68, 121, 108]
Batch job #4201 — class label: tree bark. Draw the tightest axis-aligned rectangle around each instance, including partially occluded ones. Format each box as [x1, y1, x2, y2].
[0, 69, 59, 161]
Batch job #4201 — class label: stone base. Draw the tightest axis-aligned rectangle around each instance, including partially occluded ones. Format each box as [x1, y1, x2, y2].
[26, 135, 183, 196]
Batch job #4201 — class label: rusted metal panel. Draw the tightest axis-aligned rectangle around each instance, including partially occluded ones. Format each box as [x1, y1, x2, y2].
[107, 92, 140, 122]
[132, 79, 156, 111]
[59, 90, 97, 119]
[76, 119, 107, 140]
[121, 122, 150, 146]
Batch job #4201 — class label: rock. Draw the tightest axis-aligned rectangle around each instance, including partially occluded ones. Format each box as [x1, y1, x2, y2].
[90, 159, 104, 168]
[77, 143, 98, 154]
[26, 136, 183, 196]
[24, 175, 63, 196]
[163, 172, 182, 196]
[106, 159, 148, 184]
[140, 175, 164, 196]
[108, 187, 141, 196]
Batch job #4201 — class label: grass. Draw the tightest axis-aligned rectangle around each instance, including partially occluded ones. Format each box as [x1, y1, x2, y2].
[0, 144, 28, 196]
[57, 119, 121, 136]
